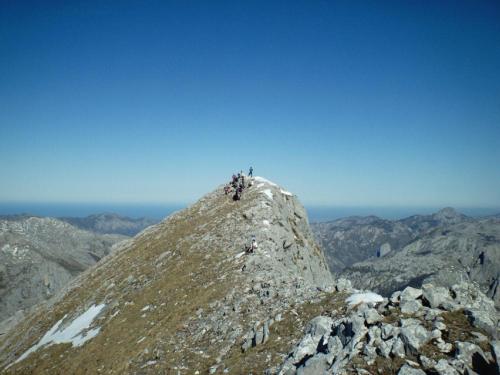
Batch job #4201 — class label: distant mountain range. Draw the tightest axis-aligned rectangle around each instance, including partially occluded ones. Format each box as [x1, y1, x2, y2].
[0, 213, 158, 332]
[59, 213, 159, 236]
[311, 207, 474, 273]
[311, 207, 500, 306]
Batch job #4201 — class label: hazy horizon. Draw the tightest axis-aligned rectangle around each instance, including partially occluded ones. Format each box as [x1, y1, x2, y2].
[1, 201, 498, 222]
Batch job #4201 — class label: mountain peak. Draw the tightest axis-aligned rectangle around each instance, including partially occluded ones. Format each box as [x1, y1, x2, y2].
[0, 176, 332, 373]
[432, 207, 468, 223]
[434, 206, 460, 218]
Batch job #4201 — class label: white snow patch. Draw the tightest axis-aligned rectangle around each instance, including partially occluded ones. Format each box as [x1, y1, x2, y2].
[12, 304, 105, 366]
[262, 220, 270, 226]
[280, 189, 293, 196]
[142, 360, 157, 368]
[141, 305, 151, 312]
[345, 292, 384, 306]
[262, 189, 273, 200]
[254, 176, 278, 187]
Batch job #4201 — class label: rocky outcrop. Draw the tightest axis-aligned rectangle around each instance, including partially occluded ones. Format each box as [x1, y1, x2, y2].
[0, 217, 126, 326]
[276, 282, 499, 374]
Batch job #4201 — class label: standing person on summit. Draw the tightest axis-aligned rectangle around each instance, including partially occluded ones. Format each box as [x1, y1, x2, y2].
[248, 166, 253, 177]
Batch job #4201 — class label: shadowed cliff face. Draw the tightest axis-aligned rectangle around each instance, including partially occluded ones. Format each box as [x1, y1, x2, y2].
[0, 177, 332, 374]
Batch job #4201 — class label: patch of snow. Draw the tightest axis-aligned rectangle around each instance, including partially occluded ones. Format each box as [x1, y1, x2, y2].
[256, 183, 265, 188]
[262, 220, 270, 226]
[141, 360, 157, 368]
[141, 305, 151, 312]
[254, 176, 278, 187]
[12, 304, 105, 366]
[280, 189, 293, 196]
[345, 292, 384, 306]
[262, 189, 273, 200]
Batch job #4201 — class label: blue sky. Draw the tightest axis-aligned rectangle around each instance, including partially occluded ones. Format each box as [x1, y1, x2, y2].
[1, 0, 499, 207]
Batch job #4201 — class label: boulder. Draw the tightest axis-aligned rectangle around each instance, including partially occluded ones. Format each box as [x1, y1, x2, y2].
[419, 355, 437, 370]
[435, 338, 453, 353]
[381, 323, 398, 340]
[400, 321, 430, 354]
[422, 284, 453, 309]
[377, 338, 394, 358]
[401, 299, 423, 314]
[400, 287, 423, 303]
[290, 334, 321, 364]
[433, 320, 447, 331]
[364, 308, 383, 325]
[391, 291, 402, 304]
[464, 308, 498, 338]
[335, 278, 352, 292]
[397, 364, 426, 375]
[306, 316, 333, 338]
[296, 354, 330, 375]
[455, 341, 487, 369]
[392, 337, 406, 358]
[434, 359, 459, 375]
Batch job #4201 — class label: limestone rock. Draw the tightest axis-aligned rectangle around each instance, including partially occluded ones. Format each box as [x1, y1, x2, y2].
[397, 364, 426, 375]
[434, 359, 460, 375]
[400, 321, 430, 354]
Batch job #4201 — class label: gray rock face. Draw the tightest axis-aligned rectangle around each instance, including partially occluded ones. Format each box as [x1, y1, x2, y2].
[341, 217, 500, 306]
[0, 217, 126, 323]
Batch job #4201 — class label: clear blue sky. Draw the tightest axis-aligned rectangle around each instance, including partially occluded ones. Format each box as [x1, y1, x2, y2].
[1, 0, 499, 207]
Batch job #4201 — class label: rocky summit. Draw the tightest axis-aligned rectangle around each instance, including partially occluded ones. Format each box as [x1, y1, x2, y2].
[0, 177, 333, 374]
[0, 179, 498, 375]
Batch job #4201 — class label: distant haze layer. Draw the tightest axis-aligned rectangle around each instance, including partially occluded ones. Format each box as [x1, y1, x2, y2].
[0, 202, 498, 222]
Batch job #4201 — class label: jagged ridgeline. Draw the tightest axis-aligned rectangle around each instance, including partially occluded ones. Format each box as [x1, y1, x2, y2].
[0, 177, 334, 374]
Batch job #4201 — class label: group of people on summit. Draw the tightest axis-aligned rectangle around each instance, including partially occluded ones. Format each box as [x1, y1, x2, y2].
[224, 166, 253, 201]
[223, 167, 257, 254]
